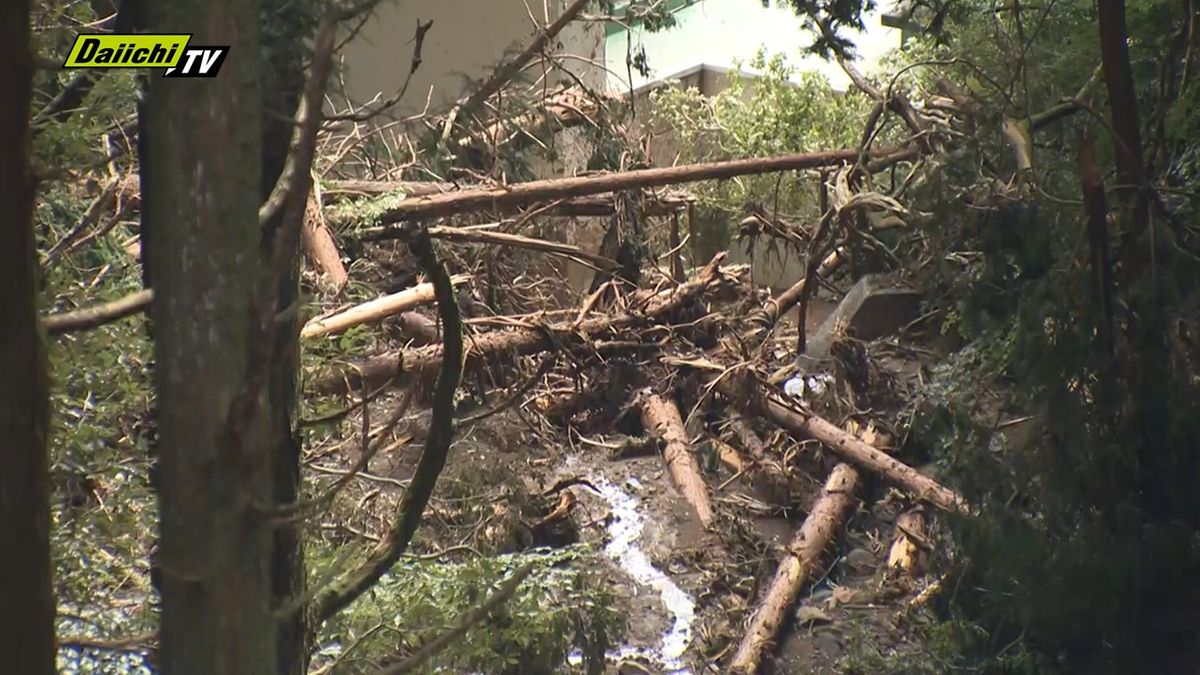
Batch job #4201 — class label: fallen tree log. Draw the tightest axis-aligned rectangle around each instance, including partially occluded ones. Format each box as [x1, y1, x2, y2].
[758, 395, 964, 512]
[668, 361, 967, 513]
[367, 146, 917, 223]
[324, 185, 692, 223]
[727, 463, 861, 674]
[301, 187, 348, 292]
[727, 412, 768, 460]
[300, 275, 470, 340]
[311, 253, 733, 395]
[638, 391, 714, 527]
[746, 387, 965, 513]
[320, 180, 454, 202]
[746, 246, 843, 335]
[710, 437, 750, 473]
[354, 225, 618, 271]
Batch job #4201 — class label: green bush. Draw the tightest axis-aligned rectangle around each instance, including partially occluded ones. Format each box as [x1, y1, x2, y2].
[313, 546, 624, 674]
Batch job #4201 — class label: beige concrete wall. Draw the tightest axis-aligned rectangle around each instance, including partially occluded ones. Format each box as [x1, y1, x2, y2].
[336, 0, 605, 120]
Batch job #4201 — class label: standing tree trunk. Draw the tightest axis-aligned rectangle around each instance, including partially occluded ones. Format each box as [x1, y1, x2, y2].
[1096, 0, 1149, 246]
[140, 0, 279, 672]
[0, 2, 56, 672]
[259, 3, 316, 668]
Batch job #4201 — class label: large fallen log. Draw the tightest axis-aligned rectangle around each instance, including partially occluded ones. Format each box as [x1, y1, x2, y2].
[300, 275, 470, 340]
[746, 386, 965, 513]
[320, 180, 455, 202]
[727, 463, 860, 674]
[323, 184, 692, 223]
[367, 146, 917, 223]
[669, 362, 966, 513]
[310, 253, 733, 395]
[638, 391, 714, 527]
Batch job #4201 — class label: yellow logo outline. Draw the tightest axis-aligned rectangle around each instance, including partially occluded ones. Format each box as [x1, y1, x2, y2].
[63, 34, 192, 69]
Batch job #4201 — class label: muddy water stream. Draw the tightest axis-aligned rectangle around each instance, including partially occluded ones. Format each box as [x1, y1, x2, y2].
[565, 457, 698, 673]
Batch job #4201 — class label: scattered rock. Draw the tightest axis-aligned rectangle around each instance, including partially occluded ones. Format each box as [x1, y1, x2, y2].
[843, 547, 876, 573]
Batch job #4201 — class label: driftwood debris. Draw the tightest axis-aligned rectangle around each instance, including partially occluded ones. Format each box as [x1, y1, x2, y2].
[311, 253, 732, 395]
[638, 391, 715, 527]
[300, 275, 470, 340]
[727, 463, 861, 674]
[687, 368, 966, 513]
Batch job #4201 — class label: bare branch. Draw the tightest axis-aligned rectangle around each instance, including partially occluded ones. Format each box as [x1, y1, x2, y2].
[42, 289, 153, 336]
[312, 225, 464, 624]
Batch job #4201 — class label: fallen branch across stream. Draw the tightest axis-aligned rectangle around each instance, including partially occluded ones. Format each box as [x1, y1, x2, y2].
[638, 390, 714, 527]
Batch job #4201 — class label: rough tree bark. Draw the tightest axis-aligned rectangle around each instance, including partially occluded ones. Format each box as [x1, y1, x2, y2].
[639, 392, 715, 527]
[260, 3, 320, 672]
[0, 1, 56, 671]
[140, 0, 279, 671]
[728, 464, 860, 674]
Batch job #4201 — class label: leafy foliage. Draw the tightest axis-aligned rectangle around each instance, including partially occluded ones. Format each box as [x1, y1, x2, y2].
[313, 546, 623, 674]
[878, 1, 1200, 670]
[36, 183, 157, 671]
[649, 49, 876, 254]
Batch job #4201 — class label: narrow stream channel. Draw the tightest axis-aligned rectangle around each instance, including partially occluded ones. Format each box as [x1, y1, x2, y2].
[566, 455, 698, 673]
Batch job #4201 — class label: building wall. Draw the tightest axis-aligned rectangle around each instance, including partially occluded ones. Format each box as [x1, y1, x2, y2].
[605, 0, 902, 94]
[337, 0, 606, 119]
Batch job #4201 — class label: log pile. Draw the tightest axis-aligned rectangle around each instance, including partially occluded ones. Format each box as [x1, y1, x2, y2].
[284, 127, 965, 672]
